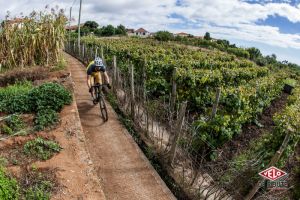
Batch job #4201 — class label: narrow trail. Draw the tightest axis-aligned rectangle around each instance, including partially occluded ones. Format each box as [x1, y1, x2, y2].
[66, 54, 176, 200]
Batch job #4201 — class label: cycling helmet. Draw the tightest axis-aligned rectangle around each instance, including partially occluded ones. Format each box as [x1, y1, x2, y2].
[94, 57, 104, 66]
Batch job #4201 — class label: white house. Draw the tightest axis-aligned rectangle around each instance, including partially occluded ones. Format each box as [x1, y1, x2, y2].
[174, 32, 192, 37]
[2, 18, 25, 29]
[135, 28, 150, 37]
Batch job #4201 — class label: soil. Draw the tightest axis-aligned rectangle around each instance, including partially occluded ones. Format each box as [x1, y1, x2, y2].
[18, 167, 60, 197]
[66, 53, 176, 200]
[0, 132, 57, 167]
[216, 92, 289, 161]
[0, 66, 106, 199]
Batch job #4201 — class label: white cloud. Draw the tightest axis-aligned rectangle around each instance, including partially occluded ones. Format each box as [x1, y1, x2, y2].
[0, 0, 300, 50]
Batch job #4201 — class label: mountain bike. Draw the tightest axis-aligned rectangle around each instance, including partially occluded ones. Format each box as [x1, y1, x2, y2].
[91, 83, 108, 122]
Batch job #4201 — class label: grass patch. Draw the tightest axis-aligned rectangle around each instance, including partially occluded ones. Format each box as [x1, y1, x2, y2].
[51, 56, 67, 72]
[24, 138, 62, 160]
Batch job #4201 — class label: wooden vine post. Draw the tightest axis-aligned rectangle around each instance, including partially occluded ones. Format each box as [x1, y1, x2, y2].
[211, 87, 221, 119]
[170, 67, 177, 119]
[113, 55, 117, 91]
[130, 62, 135, 119]
[82, 44, 85, 62]
[245, 129, 293, 200]
[167, 101, 187, 165]
[142, 58, 147, 104]
[95, 47, 98, 59]
[101, 46, 106, 65]
[73, 42, 76, 54]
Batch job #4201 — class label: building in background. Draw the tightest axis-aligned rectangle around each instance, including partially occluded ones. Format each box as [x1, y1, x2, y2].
[135, 28, 150, 37]
[1, 18, 25, 29]
[126, 28, 135, 36]
[65, 24, 84, 32]
[174, 32, 192, 37]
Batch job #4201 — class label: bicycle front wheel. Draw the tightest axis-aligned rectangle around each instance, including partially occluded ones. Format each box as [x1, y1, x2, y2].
[99, 95, 108, 122]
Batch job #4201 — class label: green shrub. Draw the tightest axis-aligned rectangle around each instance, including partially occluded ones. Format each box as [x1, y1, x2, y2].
[29, 83, 72, 112]
[5, 114, 24, 132]
[0, 157, 8, 167]
[155, 31, 174, 41]
[24, 138, 62, 160]
[284, 78, 297, 87]
[0, 167, 19, 199]
[293, 164, 300, 199]
[0, 82, 33, 113]
[34, 109, 59, 131]
[1, 124, 13, 135]
[24, 180, 52, 200]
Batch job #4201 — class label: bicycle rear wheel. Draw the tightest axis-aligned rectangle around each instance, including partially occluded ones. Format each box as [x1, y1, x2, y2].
[99, 95, 108, 122]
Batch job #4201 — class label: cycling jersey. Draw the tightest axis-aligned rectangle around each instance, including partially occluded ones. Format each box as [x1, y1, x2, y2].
[86, 61, 106, 75]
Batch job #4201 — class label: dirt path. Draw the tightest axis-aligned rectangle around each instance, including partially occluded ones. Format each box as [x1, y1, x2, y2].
[66, 53, 176, 200]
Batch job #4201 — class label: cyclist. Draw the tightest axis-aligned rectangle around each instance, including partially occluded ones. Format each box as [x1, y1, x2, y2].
[86, 57, 111, 100]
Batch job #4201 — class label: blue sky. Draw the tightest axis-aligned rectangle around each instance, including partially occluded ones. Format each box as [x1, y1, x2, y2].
[1, 0, 300, 65]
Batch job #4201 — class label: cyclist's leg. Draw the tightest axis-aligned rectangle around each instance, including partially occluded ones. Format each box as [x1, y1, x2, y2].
[89, 74, 98, 104]
[99, 72, 109, 94]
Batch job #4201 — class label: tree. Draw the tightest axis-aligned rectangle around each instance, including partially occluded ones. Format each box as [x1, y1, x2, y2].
[247, 47, 262, 60]
[265, 54, 277, 64]
[94, 28, 102, 36]
[155, 31, 174, 41]
[217, 39, 230, 47]
[204, 32, 211, 40]
[83, 21, 99, 30]
[115, 24, 127, 35]
[79, 26, 90, 36]
[101, 25, 115, 36]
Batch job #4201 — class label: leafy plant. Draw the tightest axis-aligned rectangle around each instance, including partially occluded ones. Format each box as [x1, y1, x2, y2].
[1, 124, 13, 135]
[24, 138, 62, 160]
[34, 109, 59, 131]
[29, 82, 72, 112]
[0, 157, 8, 167]
[0, 81, 33, 113]
[0, 167, 19, 199]
[284, 78, 297, 87]
[24, 180, 52, 200]
[5, 114, 24, 132]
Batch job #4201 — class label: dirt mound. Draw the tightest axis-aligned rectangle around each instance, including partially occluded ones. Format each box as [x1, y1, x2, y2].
[0, 67, 49, 87]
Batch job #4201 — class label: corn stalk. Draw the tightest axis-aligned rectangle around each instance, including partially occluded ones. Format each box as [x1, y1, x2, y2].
[0, 8, 67, 70]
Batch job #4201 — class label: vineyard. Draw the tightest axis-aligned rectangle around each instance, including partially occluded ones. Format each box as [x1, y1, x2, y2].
[67, 36, 300, 199]
[1, 7, 300, 199]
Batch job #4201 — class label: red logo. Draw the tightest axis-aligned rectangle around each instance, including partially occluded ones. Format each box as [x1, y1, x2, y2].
[259, 166, 287, 181]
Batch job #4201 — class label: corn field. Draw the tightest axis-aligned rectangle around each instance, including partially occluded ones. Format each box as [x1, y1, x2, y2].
[0, 8, 67, 70]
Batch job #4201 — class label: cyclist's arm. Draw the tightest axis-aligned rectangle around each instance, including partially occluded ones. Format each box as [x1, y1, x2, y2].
[86, 63, 93, 89]
[87, 75, 92, 89]
[103, 72, 110, 84]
